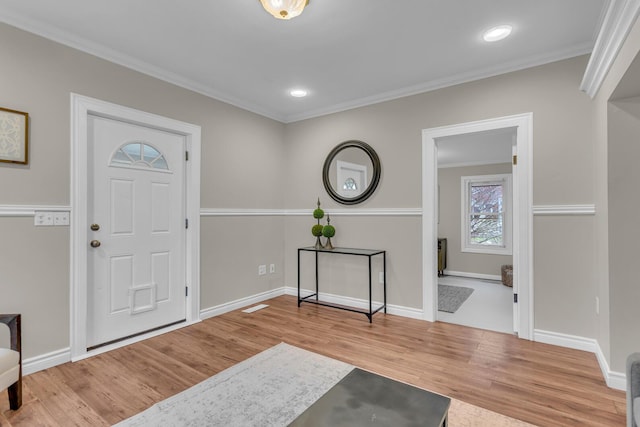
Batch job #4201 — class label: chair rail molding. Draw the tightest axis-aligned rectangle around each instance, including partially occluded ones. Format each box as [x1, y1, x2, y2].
[200, 208, 422, 217]
[532, 204, 596, 216]
[0, 205, 71, 217]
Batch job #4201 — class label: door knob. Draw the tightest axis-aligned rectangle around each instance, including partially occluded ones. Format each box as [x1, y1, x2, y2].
[90, 224, 100, 231]
[90, 240, 101, 248]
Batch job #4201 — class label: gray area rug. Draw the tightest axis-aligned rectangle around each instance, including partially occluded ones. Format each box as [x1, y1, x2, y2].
[438, 284, 474, 313]
[114, 343, 354, 426]
[115, 342, 534, 427]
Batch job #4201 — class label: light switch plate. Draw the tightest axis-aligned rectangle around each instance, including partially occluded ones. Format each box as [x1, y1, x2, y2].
[34, 211, 54, 226]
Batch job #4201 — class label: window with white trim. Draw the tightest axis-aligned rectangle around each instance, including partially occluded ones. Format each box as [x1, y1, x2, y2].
[461, 174, 512, 255]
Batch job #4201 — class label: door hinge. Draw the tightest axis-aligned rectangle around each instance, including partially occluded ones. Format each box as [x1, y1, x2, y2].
[185, 218, 189, 229]
[185, 151, 189, 161]
[512, 155, 518, 165]
[514, 293, 518, 303]
[185, 286, 188, 297]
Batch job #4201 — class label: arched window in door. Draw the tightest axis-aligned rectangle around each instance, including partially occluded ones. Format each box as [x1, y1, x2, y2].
[110, 142, 169, 170]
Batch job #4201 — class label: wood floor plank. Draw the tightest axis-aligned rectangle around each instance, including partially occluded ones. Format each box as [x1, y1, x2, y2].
[1, 295, 627, 426]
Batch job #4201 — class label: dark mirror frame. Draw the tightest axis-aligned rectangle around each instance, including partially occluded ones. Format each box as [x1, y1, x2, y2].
[322, 140, 381, 205]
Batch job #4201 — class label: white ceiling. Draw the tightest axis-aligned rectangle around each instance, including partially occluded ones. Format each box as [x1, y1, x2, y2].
[0, 1, 606, 123]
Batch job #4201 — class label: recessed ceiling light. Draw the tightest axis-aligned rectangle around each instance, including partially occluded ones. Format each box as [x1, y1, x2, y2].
[289, 89, 308, 98]
[483, 25, 512, 42]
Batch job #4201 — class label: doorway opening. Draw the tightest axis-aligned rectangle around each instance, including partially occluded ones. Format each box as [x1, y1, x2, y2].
[422, 114, 533, 339]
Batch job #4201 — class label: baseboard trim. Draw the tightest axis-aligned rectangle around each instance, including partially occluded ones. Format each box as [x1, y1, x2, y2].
[534, 329, 625, 390]
[534, 329, 597, 352]
[17, 291, 626, 391]
[594, 342, 626, 391]
[442, 270, 502, 282]
[23, 347, 71, 375]
[199, 287, 286, 319]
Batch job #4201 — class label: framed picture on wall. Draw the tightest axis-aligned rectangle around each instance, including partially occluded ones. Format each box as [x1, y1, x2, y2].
[0, 106, 29, 165]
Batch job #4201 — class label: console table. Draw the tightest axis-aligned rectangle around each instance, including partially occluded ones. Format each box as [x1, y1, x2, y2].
[297, 247, 386, 322]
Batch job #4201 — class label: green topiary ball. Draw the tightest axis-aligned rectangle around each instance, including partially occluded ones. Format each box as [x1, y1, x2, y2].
[313, 208, 325, 219]
[312, 224, 324, 237]
[322, 224, 335, 238]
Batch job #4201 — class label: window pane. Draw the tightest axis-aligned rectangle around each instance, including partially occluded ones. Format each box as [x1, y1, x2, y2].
[142, 144, 161, 163]
[112, 149, 131, 165]
[122, 143, 142, 161]
[471, 184, 502, 213]
[470, 214, 503, 245]
[110, 142, 169, 170]
[151, 156, 168, 170]
[343, 177, 357, 191]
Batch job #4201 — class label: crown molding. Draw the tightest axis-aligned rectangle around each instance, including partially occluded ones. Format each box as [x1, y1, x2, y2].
[580, 0, 640, 98]
[0, 11, 285, 123]
[284, 43, 593, 123]
[0, 8, 595, 124]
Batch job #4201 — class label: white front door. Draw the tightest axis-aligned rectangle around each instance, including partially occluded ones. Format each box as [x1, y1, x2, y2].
[87, 114, 186, 348]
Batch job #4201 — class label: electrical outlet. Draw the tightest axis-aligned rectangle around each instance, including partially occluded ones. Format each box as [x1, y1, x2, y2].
[379, 272, 384, 284]
[53, 212, 70, 226]
[258, 265, 267, 276]
[270, 264, 275, 274]
[34, 211, 54, 226]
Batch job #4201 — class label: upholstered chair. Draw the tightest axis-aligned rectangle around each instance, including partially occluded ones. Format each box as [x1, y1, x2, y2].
[0, 314, 21, 410]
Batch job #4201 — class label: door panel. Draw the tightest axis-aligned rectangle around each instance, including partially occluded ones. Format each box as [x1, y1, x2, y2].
[87, 114, 186, 348]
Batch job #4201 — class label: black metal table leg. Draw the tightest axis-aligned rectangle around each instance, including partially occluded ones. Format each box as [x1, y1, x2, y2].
[297, 249, 301, 307]
[383, 251, 387, 313]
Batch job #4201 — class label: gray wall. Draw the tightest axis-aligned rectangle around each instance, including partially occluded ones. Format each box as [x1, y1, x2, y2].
[0, 23, 286, 359]
[0, 19, 616, 367]
[437, 163, 513, 277]
[284, 55, 598, 341]
[593, 17, 640, 373]
[608, 98, 640, 371]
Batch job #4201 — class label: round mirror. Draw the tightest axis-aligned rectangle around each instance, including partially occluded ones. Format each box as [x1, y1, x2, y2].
[322, 140, 381, 205]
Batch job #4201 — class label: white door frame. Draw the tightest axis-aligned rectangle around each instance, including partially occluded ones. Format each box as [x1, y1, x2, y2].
[421, 113, 533, 339]
[70, 93, 202, 360]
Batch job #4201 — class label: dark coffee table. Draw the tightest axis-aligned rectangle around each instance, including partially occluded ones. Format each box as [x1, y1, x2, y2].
[289, 368, 450, 426]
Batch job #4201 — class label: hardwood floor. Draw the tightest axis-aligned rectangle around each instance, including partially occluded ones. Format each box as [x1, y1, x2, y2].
[0, 295, 626, 426]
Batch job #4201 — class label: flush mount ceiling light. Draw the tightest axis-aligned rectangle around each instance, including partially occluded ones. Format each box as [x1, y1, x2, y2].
[483, 25, 513, 42]
[289, 89, 308, 98]
[260, 0, 309, 20]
